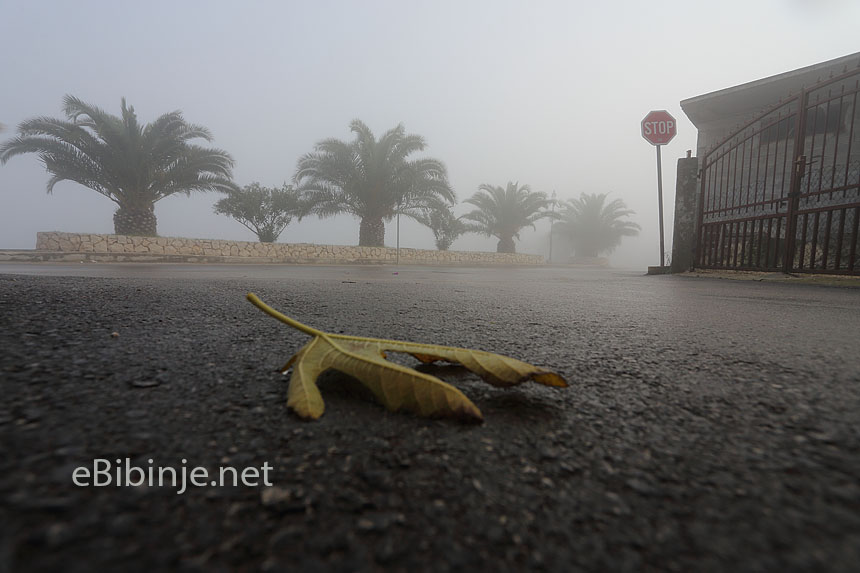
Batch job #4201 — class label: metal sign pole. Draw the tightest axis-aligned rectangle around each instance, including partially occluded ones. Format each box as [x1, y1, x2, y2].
[642, 110, 675, 273]
[656, 144, 665, 267]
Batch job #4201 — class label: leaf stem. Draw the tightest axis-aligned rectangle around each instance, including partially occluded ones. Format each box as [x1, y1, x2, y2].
[246, 293, 324, 338]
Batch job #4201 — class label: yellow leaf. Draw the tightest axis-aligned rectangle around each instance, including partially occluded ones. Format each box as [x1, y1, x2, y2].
[247, 293, 567, 421]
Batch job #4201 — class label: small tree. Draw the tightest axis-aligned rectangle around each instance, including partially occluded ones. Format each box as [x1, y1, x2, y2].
[214, 182, 306, 243]
[461, 181, 551, 253]
[415, 202, 475, 250]
[555, 192, 640, 258]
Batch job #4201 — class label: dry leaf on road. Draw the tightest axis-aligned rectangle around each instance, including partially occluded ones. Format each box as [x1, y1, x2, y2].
[247, 293, 567, 421]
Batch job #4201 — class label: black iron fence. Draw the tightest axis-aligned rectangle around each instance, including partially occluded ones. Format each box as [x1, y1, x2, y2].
[697, 67, 860, 274]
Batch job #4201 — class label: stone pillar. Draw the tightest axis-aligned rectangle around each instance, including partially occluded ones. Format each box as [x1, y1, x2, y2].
[671, 155, 699, 273]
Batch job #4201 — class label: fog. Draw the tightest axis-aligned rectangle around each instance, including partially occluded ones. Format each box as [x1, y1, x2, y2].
[2, 0, 858, 269]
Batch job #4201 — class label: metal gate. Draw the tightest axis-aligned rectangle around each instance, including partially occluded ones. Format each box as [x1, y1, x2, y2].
[697, 67, 860, 274]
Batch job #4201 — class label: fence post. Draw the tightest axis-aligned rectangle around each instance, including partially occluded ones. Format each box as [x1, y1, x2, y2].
[671, 152, 699, 273]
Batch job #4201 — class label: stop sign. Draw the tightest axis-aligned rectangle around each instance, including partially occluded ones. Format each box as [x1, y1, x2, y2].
[641, 110, 677, 146]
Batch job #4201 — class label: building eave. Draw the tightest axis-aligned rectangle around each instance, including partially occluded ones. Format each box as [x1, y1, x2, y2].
[681, 52, 860, 130]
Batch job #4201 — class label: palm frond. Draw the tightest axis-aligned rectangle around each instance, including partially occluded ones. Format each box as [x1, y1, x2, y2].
[556, 192, 640, 256]
[293, 120, 452, 241]
[461, 181, 549, 243]
[1, 95, 237, 231]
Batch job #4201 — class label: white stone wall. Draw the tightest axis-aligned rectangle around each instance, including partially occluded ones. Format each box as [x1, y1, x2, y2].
[35, 232, 544, 265]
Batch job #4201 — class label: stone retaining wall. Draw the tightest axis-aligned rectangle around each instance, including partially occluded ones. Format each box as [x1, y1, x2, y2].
[34, 232, 544, 265]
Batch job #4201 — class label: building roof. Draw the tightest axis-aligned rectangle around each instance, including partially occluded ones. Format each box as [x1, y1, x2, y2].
[681, 52, 860, 131]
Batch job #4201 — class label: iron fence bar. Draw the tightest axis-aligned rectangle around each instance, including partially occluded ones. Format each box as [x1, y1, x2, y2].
[810, 211, 820, 269]
[835, 208, 846, 269]
[730, 221, 737, 267]
[753, 127, 765, 217]
[774, 217, 782, 268]
[784, 88, 810, 273]
[737, 146, 746, 217]
[701, 97, 802, 159]
[822, 210, 833, 270]
[762, 120, 773, 205]
[795, 200, 860, 215]
[849, 206, 859, 272]
[714, 224, 720, 267]
[798, 213, 809, 270]
[805, 93, 821, 198]
[716, 223, 723, 267]
[739, 134, 749, 215]
[764, 135, 774, 208]
[747, 131, 757, 210]
[712, 223, 720, 267]
[819, 90, 832, 199]
[771, 122, 782, 206]
[763, 218, 772, 268]
[703, 196, 786, 216]
[705, 224, 713, 266]
[702, 155, 717, 216]
[809, 82, 860, 105]
[844, 85, 859, 199]
[699, 212, 790, 226]
[721, 148, 729, 214]
[830, 87, 844, 191]
[729, 146, 737, 216]
[802, 65, 860, 95]
[711, 224, 719, 267]
[723, 222, 732, 267]
[710, 224, 718, 267]
[797, 183, 860, 200]
[705, 128, 761, 173]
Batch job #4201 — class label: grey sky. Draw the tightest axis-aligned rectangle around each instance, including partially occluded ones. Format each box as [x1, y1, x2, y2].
[2, 0, 859, 268]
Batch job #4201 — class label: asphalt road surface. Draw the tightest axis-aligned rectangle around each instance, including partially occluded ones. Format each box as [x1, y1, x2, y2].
[1, 263, 858, 572]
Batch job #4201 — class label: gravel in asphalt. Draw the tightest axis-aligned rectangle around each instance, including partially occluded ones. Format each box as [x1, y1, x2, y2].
[1, 264, 858, 572]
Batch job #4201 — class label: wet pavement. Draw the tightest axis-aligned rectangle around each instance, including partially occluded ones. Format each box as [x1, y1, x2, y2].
[1, 263, 858, 571]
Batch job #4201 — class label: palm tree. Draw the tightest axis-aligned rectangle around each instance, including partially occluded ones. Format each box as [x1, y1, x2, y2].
[461, 181, 551, 253]
[294, 120, 454, 247]
[214, 182, 307, 243]
[0, 95, 237, 236]
[415, 201, 476, 251]
[555, 192, 640, 258]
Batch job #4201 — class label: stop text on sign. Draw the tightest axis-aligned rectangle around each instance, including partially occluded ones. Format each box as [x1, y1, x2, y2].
[641, 110, 677, 146]
[643, 120, 674, 136]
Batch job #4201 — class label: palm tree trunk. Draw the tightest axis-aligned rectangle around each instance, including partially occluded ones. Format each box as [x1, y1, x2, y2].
[113, 205, 157, 236]
[359, 216, 385, 247]
[497, 236, 516, 253]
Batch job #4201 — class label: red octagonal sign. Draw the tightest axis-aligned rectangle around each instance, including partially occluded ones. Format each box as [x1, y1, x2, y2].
[641, 110, 677, 146]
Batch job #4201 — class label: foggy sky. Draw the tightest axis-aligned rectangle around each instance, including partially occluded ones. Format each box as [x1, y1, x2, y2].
[2, 0, 859, 269]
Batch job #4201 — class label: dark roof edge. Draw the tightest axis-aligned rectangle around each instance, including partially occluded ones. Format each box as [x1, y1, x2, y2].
[680, 51, 860, 109]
